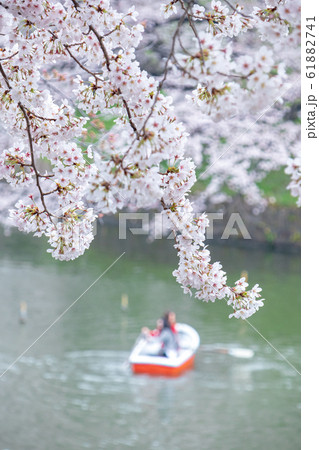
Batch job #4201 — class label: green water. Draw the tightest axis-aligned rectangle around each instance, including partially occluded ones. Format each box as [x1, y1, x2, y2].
[0, 226, 300, 450]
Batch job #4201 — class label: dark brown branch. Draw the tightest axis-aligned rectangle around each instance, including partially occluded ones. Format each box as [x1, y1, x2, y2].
[71, 0, 81, 10]
[38, 173, 54, 178]
[121, 97, 140, 136]
[19, 104, 54, 220]
[24, 107, 57, 122]
[88, 25, 141, 138]
[171, 55, 200, 82]
[141, 8, 188, 135]
[42, 187, 59, 196]
[222, 0, 251, 19]
[0, 51, 18, 61]
[217, 71, 249, 79]
[65, 41, 85, 48]
[0, 61, 11, 89]
[89, 25, 111, 71]
[48, 30, 102, 81]
[64, 44, 103, 82]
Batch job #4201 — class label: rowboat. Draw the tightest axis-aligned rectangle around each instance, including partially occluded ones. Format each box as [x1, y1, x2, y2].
[129, 323, 200, 377]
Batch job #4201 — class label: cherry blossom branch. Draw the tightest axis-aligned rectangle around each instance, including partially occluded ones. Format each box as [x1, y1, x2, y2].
[0, 0, 300, 310]
[24, 107, 57, 122]
[64, 44, 104, 82]
[141, 8, 188, 134]
[0, 61, 11, 90]
[0, 62, 56, 221]
[179, 0, 205, 64]
[88, 25, 111, 71]
[19, 105, 53, 217]
[88, 25, 140, 138]
[0, 51, 18, 61]
[221, 0, 251, 19]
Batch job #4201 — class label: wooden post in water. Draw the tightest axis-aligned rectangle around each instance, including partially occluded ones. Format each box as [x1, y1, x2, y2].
[19, 301, 27, 324]
[121, 293, 128, 311]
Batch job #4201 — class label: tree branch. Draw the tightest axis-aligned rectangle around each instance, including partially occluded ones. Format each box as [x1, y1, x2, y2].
[141, 8, 189, 135]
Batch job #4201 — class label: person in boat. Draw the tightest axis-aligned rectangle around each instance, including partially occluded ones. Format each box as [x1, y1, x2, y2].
[141, 318, 164, 339]
[164, 311, 177, 334]
[158, 311, 179, 358]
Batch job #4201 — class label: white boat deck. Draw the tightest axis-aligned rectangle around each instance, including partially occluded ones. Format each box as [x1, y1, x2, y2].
[129, 323, 200, 368]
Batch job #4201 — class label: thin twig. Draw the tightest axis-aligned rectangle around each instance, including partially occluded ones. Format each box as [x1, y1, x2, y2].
[88, 25, 141, 138]
[0, 51, 18, 61]
[179, 0, 205, 68]
[217, 71, 249, 79]
[177, 29, 193, 57]
[141, 8, 188, 135]
[64, 44, 103, 82]
[171, 55, 200, 81]
[222, 0, 251, 19]
[24, 107, 57, 122]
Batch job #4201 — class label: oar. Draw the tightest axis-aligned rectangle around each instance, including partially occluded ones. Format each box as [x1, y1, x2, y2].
[200, 345, 254, 359]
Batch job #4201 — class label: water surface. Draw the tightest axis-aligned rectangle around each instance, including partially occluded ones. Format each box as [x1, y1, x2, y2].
[0, 227, 300, 449]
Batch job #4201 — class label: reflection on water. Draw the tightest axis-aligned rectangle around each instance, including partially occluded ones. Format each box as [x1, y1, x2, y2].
[0, 228, 300, 449]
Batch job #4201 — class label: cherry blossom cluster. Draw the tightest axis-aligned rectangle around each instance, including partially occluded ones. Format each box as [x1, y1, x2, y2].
[0, 1, 98, 259]
[164, 1, 296, 121]
[227, 278, 264, 319]
[285, 157, 301, 206]
[190, 1, 253, 37]
[182, 37, 286, 120]
[160, 168, 264, 318]
[0, 0, 300, 318]
[170, 94, 301, 212]
[0, 0, 189, 258]
[0, 145, 34, 186]
[161, 0, 253, 37]
[162, 0, 300, 205]
[253, 0, 300, 46]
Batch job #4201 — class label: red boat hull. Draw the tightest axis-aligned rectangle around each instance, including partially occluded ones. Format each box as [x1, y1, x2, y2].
[131, 354, 196, 377]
